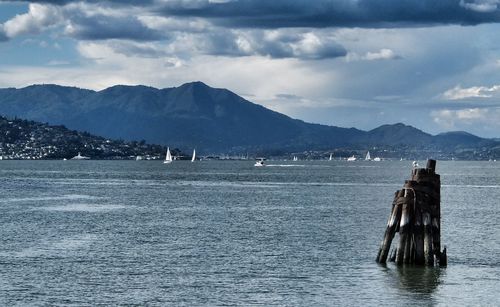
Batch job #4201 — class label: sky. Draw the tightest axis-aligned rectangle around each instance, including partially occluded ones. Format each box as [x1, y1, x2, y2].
[1, 1, 500, 137]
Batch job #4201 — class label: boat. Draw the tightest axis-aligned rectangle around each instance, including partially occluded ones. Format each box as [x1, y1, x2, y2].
[329, 154, 333, 161]
[191, 149, 196, 162]
[373, 157, 381, 162]
[293, 156, 298, 161]
[347, 155, 356, 161]
[254, 158, 265, 167]
[135, 155, 143, 161]
[71, 152, 90, 160]
[365, 151, 371, 161]
[164, 147, 173, 164]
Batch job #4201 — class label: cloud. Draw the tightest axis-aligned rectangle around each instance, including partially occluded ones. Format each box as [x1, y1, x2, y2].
[3, 0, 155, 5]
[102, 41, 171, 58]
[431, 107, 500, 130]
[275, 93, 303, 100]
[460, 0, 500, 13]
[6, 0, 500, 30]
[442, 84, 500, 100]
[0, 2, 166, 41]
[199, 29, 347, 59]
[160, 0, 500, 28]
[86, 27, 347, 60]
[2, 3, 62, 38]
[64, 13, 165, 41]
[346, 48, 401, 61]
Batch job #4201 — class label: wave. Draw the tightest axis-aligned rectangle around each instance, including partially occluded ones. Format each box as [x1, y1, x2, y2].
[0, 194, 100, 203]
[40, 203, 129, 212]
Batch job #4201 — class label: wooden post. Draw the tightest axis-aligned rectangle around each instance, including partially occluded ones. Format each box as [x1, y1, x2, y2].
[376, 190, 403, 263]
[376, 159, 446, 266]
[413, 205, 424, 265]
[422, 211, 434, 266]
[396, 187, 413, 265]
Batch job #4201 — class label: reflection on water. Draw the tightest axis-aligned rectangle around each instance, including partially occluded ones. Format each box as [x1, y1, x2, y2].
[381, 264, 445, 302]
[395, 266, 444, 294]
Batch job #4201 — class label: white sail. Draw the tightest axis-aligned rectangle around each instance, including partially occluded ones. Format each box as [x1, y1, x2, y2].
[191, 149, 196, 162]
[164, 147, 173, 164]
[365, 151, 371, 161]
[329, 153, 333, 161]
[293, 156, 298, 161]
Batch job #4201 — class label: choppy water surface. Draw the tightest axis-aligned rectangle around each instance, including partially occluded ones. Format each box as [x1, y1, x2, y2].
[0, 160, 498, 306]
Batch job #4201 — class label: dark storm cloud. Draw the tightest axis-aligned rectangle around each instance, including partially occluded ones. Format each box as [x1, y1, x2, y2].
[67, 14, 165, 41]
[160, 0, 500, 28]
[5, 0, 500, 30]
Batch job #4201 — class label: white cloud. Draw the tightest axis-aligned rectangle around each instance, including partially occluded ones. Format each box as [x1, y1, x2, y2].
[460, 0, 500, 13]
[138, 16, 210, 33]
[346, 48, 400, 61]
[3, 4, 63, 38]
[431, 107, 500, 130]
[442, 84, 500, 100]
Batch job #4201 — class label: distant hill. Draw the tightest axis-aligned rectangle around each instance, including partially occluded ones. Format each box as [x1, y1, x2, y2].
[0, 82, 498, 158]
[358, 123, 433, 146]
[0, 115, 169, 159]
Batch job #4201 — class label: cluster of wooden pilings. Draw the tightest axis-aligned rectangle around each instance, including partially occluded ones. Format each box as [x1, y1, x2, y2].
[376, 159, 447, 266]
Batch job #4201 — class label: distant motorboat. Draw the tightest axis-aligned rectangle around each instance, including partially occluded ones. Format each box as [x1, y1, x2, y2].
[191, 149, 196, 162]
[136, 155, 143, 161]
[254, 158, 265, 167]
[164, 147, 173, 164]
[365, 151, 371, 161]
[373, 157, 381, 162]
[71, 152, 90, 160]
[347, 155, 356, 161]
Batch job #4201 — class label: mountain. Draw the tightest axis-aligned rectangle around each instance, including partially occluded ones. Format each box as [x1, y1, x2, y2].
[359, 123, 433, 146]
[0, 82, 498, 157]
[0, 82, 364, 152]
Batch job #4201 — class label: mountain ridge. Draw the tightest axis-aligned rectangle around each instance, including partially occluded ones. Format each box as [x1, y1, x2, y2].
[0, 82, 498, 158]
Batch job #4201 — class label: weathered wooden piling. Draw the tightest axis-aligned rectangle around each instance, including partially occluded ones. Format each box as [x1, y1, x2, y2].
[376, 159, 447, 266]
[376, 190, 403, 263]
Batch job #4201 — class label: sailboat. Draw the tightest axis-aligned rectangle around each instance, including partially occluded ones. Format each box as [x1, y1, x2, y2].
[365, 151, 371, 161]
[191, 149, 196, 162]
[347, 155, 356, 161]
[71, 152, 90, 160]
[329, 153, 333, 161]
[293, 156, 298, 161]
[164, 147, 173, 164]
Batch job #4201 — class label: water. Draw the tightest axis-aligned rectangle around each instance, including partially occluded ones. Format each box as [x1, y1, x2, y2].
[0, 160, 498, 306]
